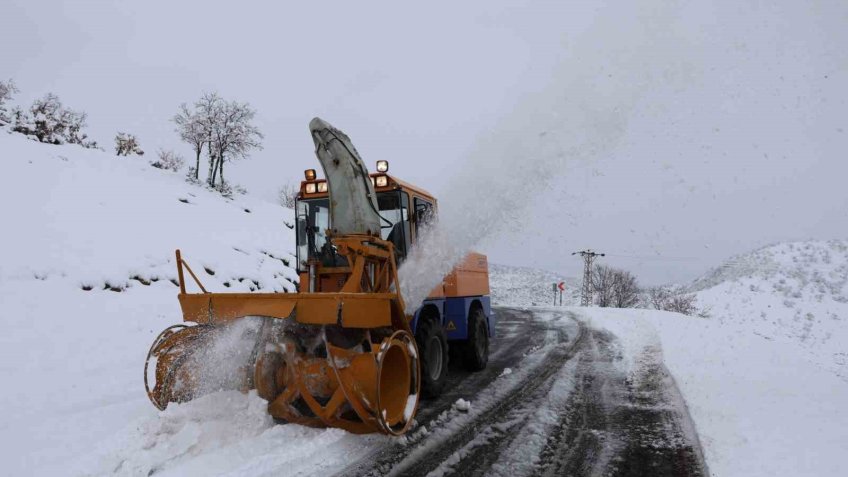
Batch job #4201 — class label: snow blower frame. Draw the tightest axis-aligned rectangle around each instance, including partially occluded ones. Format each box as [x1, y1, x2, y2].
[145, 235, 421, 436]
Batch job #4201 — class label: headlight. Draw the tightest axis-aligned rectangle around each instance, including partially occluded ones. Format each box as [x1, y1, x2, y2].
[317, 181, 328, 193]
[375, 175, 388, 187]
[305, 183, 317, 194]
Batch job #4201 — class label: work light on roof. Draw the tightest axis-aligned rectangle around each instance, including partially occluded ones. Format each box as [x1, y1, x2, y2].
[304, 169, 316, 180]
[376, 160, 389, 173]
[317, 181, 328, 193]
[305, 183, 317, 194]
[375, 175, 388, 187]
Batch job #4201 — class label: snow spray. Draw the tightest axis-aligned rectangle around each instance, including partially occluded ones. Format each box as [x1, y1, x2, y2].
[186, 317, 264, 396]
[398, 3, 692, 311]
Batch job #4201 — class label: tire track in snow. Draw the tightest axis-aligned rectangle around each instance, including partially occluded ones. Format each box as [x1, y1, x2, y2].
[532, 326, 707, 477]
[345, 310, 586, 477]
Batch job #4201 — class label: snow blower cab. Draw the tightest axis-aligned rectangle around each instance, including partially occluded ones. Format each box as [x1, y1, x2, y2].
[144, 118, 493, 436]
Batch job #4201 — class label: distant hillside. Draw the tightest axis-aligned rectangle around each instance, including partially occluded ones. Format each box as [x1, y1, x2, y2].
[489, 263, 580, 307]
[691, 240, 848, 382]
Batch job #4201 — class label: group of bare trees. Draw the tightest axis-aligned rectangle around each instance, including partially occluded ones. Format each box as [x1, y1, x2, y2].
[0, 79, 98, 149]
[592, 264, 640, 308]
[588, 263, 704, 316]
[173, 92, 263, 190]
[2, 80, 262, 192]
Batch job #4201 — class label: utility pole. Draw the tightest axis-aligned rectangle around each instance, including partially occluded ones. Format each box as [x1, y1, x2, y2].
[572, 250, 605, 307]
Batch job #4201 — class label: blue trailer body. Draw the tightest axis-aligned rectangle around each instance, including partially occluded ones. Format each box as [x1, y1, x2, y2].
[411, 295, 494, 341]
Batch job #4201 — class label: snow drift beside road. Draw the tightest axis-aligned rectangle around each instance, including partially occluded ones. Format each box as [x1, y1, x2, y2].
[692, 239, 848, 383]
[580, 306, 848, 477]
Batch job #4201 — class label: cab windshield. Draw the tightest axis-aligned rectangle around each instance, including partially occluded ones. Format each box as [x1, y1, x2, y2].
[295, 191, 410, 272]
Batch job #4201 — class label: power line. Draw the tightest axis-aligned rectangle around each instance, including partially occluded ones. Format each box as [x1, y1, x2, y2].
[572, 249, 605, 307]
[602, 253, 700, 262]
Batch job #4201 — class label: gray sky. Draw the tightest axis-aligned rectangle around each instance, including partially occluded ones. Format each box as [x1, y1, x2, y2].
[3, 1, 846, 285]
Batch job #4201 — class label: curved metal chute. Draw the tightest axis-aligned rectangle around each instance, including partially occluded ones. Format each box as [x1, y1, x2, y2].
[309, 117, 383, 237]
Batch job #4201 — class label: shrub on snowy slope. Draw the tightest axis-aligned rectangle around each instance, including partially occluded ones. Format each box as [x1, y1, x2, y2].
[114, 132, 145, 156]
[11, 92, 98, 149]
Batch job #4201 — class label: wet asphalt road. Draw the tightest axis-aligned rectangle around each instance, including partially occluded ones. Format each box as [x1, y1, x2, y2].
[335, 307, 707, 477]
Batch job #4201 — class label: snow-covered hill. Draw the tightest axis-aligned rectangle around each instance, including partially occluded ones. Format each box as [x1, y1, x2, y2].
[690, 240, 848, 382]
[0, 132, 301, 475]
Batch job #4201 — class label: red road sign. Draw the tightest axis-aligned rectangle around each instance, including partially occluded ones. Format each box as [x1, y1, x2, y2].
[558, 282, 565, 291]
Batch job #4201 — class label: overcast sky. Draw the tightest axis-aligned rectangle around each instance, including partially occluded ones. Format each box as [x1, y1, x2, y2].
[3, 0, 846, 284]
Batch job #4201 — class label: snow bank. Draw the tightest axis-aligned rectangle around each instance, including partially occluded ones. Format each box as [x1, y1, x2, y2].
[72, 391, 385, 476]
[578, 307, 848, 477]
[692, 240, 848, 382]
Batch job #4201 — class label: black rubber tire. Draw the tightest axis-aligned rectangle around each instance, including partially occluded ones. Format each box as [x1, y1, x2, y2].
[415, 316, 449, 398]
[461, 308, 489, 371]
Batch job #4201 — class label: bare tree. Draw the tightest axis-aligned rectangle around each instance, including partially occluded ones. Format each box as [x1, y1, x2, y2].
[179, 92, 262, 191]
[115, 132, 144, 156]
[592, 264, 616, 307]
[647, 286, 671, 310]
[0, 79, 18, 126]
[611, 269, 640, 308]
[278, 182, 299, 208]
[207, 98, 263, 188]
[173, 102, 209, 181]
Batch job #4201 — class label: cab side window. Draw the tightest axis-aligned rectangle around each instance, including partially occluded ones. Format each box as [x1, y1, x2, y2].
[413, 197, 434, 238]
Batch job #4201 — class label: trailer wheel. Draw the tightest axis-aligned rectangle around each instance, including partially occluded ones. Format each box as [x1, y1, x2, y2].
[462, 308, 489, 371]
[416, 316, 449, 398]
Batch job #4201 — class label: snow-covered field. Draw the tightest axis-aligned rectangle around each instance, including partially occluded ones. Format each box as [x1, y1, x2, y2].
[1, 134, 846, 476]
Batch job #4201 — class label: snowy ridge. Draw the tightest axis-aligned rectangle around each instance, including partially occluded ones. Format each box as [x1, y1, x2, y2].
[690, 239, 848, 382]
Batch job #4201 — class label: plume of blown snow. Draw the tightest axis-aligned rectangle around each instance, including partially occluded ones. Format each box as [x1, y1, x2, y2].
[399, 3, 694, 310]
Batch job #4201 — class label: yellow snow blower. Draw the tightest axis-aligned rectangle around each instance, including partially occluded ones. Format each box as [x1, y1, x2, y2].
[145, 117, 494, 436]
